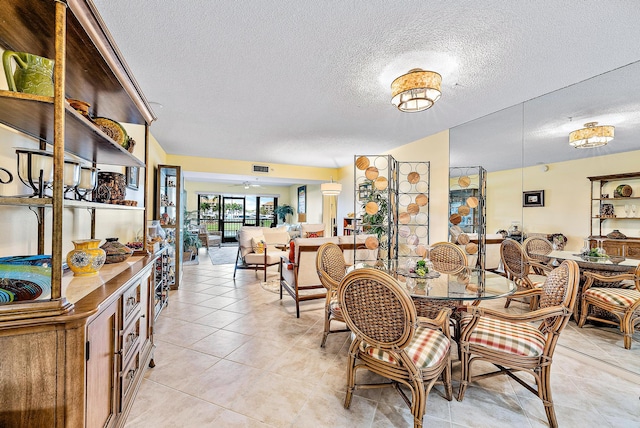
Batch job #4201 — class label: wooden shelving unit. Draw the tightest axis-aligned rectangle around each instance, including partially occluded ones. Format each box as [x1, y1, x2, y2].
[0, 1, 158, 427]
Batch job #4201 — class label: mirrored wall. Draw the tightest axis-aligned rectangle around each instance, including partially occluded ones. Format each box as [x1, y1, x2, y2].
[450, 60, 640, 372]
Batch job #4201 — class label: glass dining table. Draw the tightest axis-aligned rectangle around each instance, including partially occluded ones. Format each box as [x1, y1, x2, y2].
[349, 263, 517, 319]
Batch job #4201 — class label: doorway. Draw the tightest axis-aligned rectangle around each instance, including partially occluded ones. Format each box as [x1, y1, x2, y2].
[222, 196, 245, 242]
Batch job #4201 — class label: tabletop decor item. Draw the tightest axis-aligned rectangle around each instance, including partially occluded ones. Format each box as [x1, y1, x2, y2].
[3, 51, 54, 96]
[75, 166, 97, 201]
[66, 239, 106, 276]
[100, 238, 133, 264]
[606, 229, 627, 239]
[0, 255, 51, 302]
[93, 117, 133, 151]
[67, 98, 91, 117]
[95, 171, 126, 203]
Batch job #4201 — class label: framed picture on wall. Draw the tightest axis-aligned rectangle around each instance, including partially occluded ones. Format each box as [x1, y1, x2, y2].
[298, 185, 307, 220]
[523, 190, 544, 207]
[126, 166, 139, 190]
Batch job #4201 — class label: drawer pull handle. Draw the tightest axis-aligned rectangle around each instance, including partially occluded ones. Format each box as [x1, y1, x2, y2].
[128, 332, 138, 342]
[127, 369, 136, 380]
[127, 296, 137, 306]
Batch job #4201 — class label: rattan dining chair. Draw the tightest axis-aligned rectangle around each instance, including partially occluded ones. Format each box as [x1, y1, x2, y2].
[339, 268, 452, 428]
[501, 238, 551, 310]
[457, 260, 579, 428]
[523, 236, 554, 273]
[578, 264, 640, 349]
[428, 241, 468, 274]
[316, 242, 349, 347]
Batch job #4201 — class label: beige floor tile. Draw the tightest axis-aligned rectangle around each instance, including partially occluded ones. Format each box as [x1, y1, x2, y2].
[125, 379, 225, 427]
[292, 384, 378, 427]
[192, 308, 247, 328]
[211, 409, 276, 427]
[157, 300, 217, 322]
[190, 328, 252, 358]
[449, 385, 530, 428]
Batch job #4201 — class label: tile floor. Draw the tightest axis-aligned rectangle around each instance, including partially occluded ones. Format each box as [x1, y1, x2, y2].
[125, 250, 640, 427]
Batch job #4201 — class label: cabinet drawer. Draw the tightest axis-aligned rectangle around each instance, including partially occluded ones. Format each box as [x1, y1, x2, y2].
[121, 314, 141, 363]
[122, 281, 141, 322]
[119, 346, 141, 412]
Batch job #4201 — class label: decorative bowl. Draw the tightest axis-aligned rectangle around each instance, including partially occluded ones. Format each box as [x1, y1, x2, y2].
[0, 255, 51, 302]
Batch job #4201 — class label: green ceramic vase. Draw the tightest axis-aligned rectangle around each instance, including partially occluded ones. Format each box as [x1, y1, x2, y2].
[3, 51, 55, 97]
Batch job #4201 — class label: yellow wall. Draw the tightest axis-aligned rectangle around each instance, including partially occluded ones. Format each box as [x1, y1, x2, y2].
[487, 150, 640, 251]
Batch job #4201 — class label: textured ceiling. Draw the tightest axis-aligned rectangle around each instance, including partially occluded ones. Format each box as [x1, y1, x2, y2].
[93, 0, 640, 178]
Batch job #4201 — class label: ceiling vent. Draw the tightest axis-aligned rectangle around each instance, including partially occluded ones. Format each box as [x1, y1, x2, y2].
[252, 164, 270, 173]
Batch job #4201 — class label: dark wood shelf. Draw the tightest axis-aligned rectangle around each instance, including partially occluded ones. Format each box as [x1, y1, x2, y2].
[593, 197, 640, 201]
[0, 91, 144, 167]
[0, 0, 154, 125]
[0, 197, 143, 210]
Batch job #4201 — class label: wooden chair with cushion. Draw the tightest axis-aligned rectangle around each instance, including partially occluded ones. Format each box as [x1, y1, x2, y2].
[501, 238, 551, 310]
[578, 264, 640, 349]
[316, 242, 349, 347]
[523, 236, 554, 273]
[197, 222, 222, 250]
[428, 241, 468, 274]
[339, 268, 452, 428]
[457, 260, 579, 428]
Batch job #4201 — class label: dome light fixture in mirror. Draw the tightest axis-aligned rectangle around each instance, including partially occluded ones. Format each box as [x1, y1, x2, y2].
[568, 121, 614, 149]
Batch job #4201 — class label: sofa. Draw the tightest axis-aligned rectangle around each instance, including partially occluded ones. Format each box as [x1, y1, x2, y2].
[234, 226, 291, 281]
[280, 234, 378, 317]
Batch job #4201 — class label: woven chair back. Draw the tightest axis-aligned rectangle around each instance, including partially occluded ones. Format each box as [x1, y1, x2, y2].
[316, 243, 347, 289]
[523, 237, 553, 264]
[429, 242, 467, 274]
[338, 268, 416, 350]
[500, 239, 529, 280]
[539, 260, 579, 332]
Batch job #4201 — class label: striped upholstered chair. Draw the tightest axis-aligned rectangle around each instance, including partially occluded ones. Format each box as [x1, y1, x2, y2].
[578, 264, 640, 349]
[457, 260, 579, 428]
[339, 268, 452, 428]
[315, 243, 349, 347]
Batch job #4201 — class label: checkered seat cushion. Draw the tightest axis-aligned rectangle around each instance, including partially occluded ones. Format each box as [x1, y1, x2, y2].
[530, 274, 546, 286]
[460, 314, 546, 357]
[360, 327, 450, 369]
[328, 297, 342, 319]
[583, 287, 640, 307]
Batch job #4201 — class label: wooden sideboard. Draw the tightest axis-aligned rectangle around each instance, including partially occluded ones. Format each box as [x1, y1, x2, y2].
[0, 255, 157, 428]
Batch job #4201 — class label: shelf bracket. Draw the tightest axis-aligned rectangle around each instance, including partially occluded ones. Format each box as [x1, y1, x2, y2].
[28, 206, 45, 225]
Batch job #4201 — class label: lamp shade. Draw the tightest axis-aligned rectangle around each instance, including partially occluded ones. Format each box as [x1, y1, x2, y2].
[569, 122, 614, 148]
[391, 68, 442, 112]
[321, 182, 342, 195]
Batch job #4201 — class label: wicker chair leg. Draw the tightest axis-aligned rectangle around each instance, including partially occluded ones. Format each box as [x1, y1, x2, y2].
[443, 358, 453, 401]
[577, 298, 589, 328]
[504, 297, 512, 308]
[540, 366, 558, 428]
[456, 352, 470, 401]
[321, 315, 331, 348]
[344, 354, 356, 409]
[411, 379, 426, 428]
[622, 312, 633, 350]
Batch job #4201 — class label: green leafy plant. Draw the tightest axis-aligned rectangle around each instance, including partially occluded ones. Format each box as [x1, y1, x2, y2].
[183, 232, 201, 253]
[361, 180, 389, 241]
[274, 204, 294, 223]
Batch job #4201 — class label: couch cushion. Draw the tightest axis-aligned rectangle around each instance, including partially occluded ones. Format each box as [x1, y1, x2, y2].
[301, 223, 325, 237]
[244, 250, 286, 265]
[238, 227, 265, 257]
[262, 230, 291, 251]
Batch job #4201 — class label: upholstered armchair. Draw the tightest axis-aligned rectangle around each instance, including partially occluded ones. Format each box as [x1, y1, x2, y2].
[457, 260, 579, 428]
[339, 268, 452, 428]
[578, 264, 640, 349]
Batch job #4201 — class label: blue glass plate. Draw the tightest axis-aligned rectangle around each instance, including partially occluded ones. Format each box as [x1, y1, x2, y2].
[0, 255, 52, 303]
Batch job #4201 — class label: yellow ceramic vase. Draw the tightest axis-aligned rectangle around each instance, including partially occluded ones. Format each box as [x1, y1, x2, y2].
[67, 239, 106, 277]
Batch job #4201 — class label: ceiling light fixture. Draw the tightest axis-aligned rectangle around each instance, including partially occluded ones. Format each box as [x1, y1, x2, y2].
[321, 177, 342, 195]
[569, 122, 614, 149]
[391, 68, 442, 112]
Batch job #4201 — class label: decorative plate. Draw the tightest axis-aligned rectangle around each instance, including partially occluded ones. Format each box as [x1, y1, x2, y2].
[614, 184, 632, 198]
[93, 117, 128, 146]
[0, 255, 52, 302]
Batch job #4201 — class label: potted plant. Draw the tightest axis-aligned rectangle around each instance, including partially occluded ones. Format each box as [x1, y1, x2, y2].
[182, 232, 202, 262]
[274, 204, 294, 224]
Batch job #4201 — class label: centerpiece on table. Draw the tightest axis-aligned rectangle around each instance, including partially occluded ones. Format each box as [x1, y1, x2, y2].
[412, 259, 440, 279]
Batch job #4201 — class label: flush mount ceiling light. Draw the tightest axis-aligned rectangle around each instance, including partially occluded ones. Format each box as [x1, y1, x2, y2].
[569, 122, 614, 149]
[321, 177, 342, 195]
[391, 68, 442, 112]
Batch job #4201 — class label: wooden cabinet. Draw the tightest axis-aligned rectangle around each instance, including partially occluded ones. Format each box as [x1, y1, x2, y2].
[0, 1, 158, 427]
[588, 172, 640, 259]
